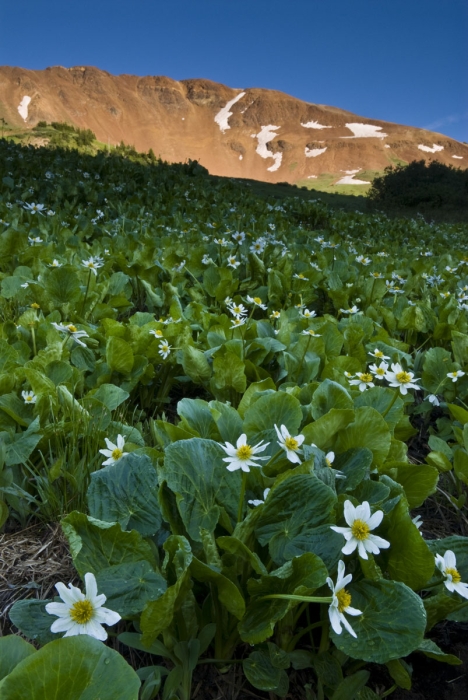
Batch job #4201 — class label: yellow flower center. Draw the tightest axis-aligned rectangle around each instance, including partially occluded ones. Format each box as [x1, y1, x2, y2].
[446, 567, 461, 583]
[359, 373, 373, 383]
[87, 262, 95, 268]
[375, 350, 383, 357]
[297, 274, 305, 279]
[112, 448, 123, 460]
[285, 436, 299, 451]
[236, 444, 253, 460]
[376, 368, 386, 376]
[67, 325, 78, 333]
[26, 396, 33, 402]
[70, 599, 94, 624]
[451, 372, 458, 378]
[336, 588, 352, 613]
[351, 519, 370, 540]
[31, 302, 40, 309]
[396, 371, 411, 384]
[154, 330, 163, 337]
[325, 457, 332, 467]
[253, 297, 262, 304]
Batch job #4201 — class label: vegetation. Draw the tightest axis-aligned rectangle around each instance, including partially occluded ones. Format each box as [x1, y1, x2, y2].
[0, 138, 468, 698]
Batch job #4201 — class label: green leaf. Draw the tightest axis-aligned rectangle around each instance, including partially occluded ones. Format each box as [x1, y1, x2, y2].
[140, 536, 193, 646]
[177, 398, 218, 438]
[334, 448, 373, 491]
[302, 409, 355, 451]
[95, 561, 166, 617]
[385, 659, 411, 690]
[209, 400, 243, 443]
[422, 347, 453, 393]
[0, 636, 140, 699]
[43, 265, 81, 305]
[243, 391, 303, 458]
[2, 417, 42, 466]
[61, 511, 157, 576]
[243, 649, 289, 695]
[217, 535, 268, 575]
[331, 670, 370, 700]
[90, 384, 129, 411]
[331, 579, 426, 663]
[389, 463, 439, 508]
[255, 471, 338, 565]
[87, 453, 161, 536]
[211, 347, 246, 396]
[190, 557, 245, 619]
[8, 600, 57, 646]
[0, 636, 36, 681]
[180, 345, 211, 384]
[160, 438, 240, 541]
[239, 553, 328, 644]
[237, 378, 277, 418]
[335, 407, 391, 467]
[311, 379, 353, 419]
[106, 336, 134, 374]
[418, 639, 462, 665]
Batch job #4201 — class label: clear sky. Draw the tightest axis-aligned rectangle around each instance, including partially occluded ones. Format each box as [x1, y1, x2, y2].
[1, 0, 467, 142]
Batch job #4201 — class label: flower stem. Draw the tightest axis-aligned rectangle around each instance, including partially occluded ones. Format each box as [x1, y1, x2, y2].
[259, 594, 333, 604]
[237, 471, 248, 523]
[381, 388, 400, 418]
[81, 269, 92, 317]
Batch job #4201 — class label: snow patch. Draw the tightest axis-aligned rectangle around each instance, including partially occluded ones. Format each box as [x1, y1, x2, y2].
[214, 92, 246, 133]
[452, 155, 463, 159]
[252, 125, 282, 172]
[335, 169, 370, 185]
[239, 155, 243, 160]
[384, 144, 391, 148]
[301, 120, 332, 129]
[305, 146, 327, 158]
[17, 96, 31, 122]
[418, 144, 444, 153]
[307, 175, 318, 179]
[344, 123, 387, 138]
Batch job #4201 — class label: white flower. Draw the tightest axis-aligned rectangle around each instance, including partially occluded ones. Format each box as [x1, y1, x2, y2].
[45, 572, 121, 640]
[228, 302, 248, 318]
[28, 236, 43, 245]
[435, 550, 468, 599]
[82, 256, 104, 276]
[158, 341, 172, 359]
[300, 309, 316, 319]
[340, 305, 360, 315]
[52, 322, 89, 347]
[202, 254, 213, 265]
[270, 310, 281, 319]
[327, 560, 362, 638]
[230, 317, 246, 329]
[447, 370, 465, 382]
[24, 202, 45, 214]
[227, 256, 241, 269]
[149, 329, 164, 338]
[369, 362, 388, 380]
[294, 273, 309, 281]
[99, 435, 128, 465]
[427, 394, 440, 406]
[302, 329, 322, 337]
[412, 515, 423, 533]
[385, 363, 420, 395]
[250, 239, 266, 254]
[368, 348, 390, 361]
[246, 295, 267, 310]
[232, 231, 245, 243]
[331, 500, 390, 560]
[325, 451, 335, 467]
[220, 433, 269, 472]
[22, 390, 37, 405]
[48, 259, 62, 267]
[349, 372, 375, 392]
[248, 488, 270, 507]
[275, 424, 305, 464]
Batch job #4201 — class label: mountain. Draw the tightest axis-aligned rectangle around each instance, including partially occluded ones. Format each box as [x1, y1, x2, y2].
[0, 65, 466, 186]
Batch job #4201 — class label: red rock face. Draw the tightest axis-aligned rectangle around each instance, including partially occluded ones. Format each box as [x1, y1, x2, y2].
[1, 65, 467, 183]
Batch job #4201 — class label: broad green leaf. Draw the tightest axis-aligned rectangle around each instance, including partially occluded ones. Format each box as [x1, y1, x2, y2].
[331, 670, 370, 700]
[211, 347, 246, 396]
[0, 393, 30, 427]
[160, 438, 240, 540]
[388, 463, 438, 508]
[177, 398, 218, 438]
[335, 407, 391, 466]
[454, 449, 468, 485]
[217, 535, 268, 575]
[90, 384, 129, 411]
[255, 471, 337, 565]
[331, 579, 426, 663]
[243, 649, 289, 695]
[8, 600, 56, 646]
[418, 639, 462, 665]
[209, 400, 243, 443]
[2, 417, 42, 466]
[190, 556, 245, 619]
[243, 391, 303, 459]
[0, 636, 36, 681]
[180, 345, 211, 384]
[106, 336, 134, 374]
[87, 453, 162, 536]
[302, 409, 355, 450]
[61, 511, 157, 576]
[43, 265, 81, 305]
[0, 635, 140, 700]
[311, 379, 353, 419]
[422, 347, 453, 393]
[239, 553, 328, 644]
[354, 387, 404, 429]
[96, 561, 166, 617]
[237, 378, 277, 418]
[334, 448, 373, 492]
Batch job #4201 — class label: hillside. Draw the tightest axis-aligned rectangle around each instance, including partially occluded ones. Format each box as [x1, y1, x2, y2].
[0, 64, 467, 187]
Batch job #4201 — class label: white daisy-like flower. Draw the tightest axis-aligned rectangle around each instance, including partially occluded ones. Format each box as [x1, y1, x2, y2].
[349, 372, 375, 392]
[149, 329, 164, 338]
[24, 202, 45, 214]
[435, 550, 468, 599]
[28, 236, 43, 245]
[201, 254, 213, 265]
[246, 295, 267, 310]
[385, 363, 420, 395]
[427, 394, 440, 406]
[248, 488, 271, 507]
[447, 370, 465, 383]
[52, 322, 89, 347]
[228, 302, 248, 318]
[81, 256, 104, 276]
[340, 305, 360, 315]
[22, 390, 37, 405]
[302, 328, 322, 337]
[250, 239, 266, 254]
[369, 362, 388, 380]
[45, 572, 121, 640]
[232, 231, 245, 243]
[227, 256, 241, 269]
[327, 560, 362, 638]
[300, 309, 316, 319]
[368, 348, 390, 361]
[294, 273, 309, 281]
[99, 435, 128, 466]
[275, 424, 305, 464]
[158, 341, 172, 359]
[230, 317, 246, 329]
[48, 259, 62, 268]
[330, 500, 390, 560]
[270, 310, 281, 319]
[220, 433, 269, 472]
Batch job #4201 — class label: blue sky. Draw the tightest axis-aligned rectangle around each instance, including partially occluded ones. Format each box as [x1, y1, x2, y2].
[1, 0, 467, 142]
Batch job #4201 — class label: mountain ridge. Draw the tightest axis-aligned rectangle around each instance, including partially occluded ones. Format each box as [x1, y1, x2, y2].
[0, 64, 466, 185]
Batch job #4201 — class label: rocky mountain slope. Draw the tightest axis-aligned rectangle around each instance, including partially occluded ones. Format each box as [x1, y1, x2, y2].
[1, 65, 466, 185]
